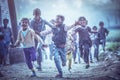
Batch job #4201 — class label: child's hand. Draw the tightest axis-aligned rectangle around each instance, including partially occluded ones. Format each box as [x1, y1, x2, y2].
[42, 44, 48, 48]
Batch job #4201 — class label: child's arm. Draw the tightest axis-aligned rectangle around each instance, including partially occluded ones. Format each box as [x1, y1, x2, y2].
[14, 31, 21, 47]
[64, 21, 79, 31]
[39, 29, 53, 36]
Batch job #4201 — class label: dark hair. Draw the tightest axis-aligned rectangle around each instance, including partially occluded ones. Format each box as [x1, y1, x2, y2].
[21, 18, 29, 24]
[78, 16, 86, 21]
[57, 15, 65, 21]
[99, 21, 104, 26]
[92, 26, 97, 30]
[3, 18, 9, 23]
[33, 8, 41, 16]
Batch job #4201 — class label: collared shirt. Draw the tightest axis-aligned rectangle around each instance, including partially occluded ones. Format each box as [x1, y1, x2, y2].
[30, 17, 53, 32]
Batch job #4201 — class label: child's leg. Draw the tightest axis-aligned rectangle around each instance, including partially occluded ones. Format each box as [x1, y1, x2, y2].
[69, 52, 72, 70]
[67, 52, 72, 70]
[23, 48, 36, 77]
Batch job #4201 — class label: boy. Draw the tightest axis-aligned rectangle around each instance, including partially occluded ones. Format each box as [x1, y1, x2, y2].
[14, 18, 44, 77]
[91, 26, 100, 62]
[98, 21, 109, 51]
[74, 16, 92, 69]
[40, 15, 76, 77]
[30, 8, 53, 71]
[1, 18, 13, 65]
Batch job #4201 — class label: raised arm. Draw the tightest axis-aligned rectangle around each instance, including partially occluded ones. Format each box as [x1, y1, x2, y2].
[40, 29, 53, 36]
[64, 21, 79, 31]
[44, 20, 54, 28]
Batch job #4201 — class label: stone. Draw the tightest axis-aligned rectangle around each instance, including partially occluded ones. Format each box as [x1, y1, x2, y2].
[9, 48, 25, 64]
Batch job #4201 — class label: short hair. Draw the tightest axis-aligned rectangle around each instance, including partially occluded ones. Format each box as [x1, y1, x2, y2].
[92, 26, 97, 30]
[56, 15, 65, 21]
[3, 18, 9, 23]
[21, 18, 29, 24]
[99, 21, 104, 26]
[33, 8, 41, 16]
[78, 16, 86, 21]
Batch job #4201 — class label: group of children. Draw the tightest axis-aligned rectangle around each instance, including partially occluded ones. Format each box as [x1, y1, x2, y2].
[0, 8, 109, 78]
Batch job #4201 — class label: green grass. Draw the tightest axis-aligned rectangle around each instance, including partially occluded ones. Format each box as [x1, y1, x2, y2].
[106, 42, 120, 52]
[107, 29, 120, 42]
[105, 29, 120, 52]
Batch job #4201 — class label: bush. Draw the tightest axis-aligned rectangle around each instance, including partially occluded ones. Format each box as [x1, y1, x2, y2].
[106, 42, 120, 52]
[106, 29, 120, 42]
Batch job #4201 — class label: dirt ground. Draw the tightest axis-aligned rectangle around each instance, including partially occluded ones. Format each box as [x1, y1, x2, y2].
[0, 58, 120, 80]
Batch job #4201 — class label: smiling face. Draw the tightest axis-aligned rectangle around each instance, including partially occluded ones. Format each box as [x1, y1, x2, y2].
[21, 18, 29, 31]
[3, 19, 9, 28]
[78, 17, 88, 27]
[79, 20, 87, 27]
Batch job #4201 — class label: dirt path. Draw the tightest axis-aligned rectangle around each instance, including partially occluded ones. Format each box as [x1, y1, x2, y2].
[0, 59, 120, 80]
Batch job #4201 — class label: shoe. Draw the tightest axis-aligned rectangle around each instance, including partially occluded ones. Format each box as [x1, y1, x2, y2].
[68, 67, 71, 71]
[85, 64, 90, 69]
[74, 62, 77, 64]
[30, 72, 36, 77]
[78, 61, 81, 64]
[62, 62, 66, 66]
[36, 67, 42, 71]
[55, 74, 63, 78]
[90, 61, 93, 63]
[103, 48, 105, 52]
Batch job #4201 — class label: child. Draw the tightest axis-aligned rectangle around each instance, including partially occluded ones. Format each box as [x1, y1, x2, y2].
[98, 21, 109, 51]
[65, 32, 75, 71]
[14, 18, 44, 77]
[74, 17, 92, 69]
[1, 18, 13, 65]
[91, 26, 100, 62]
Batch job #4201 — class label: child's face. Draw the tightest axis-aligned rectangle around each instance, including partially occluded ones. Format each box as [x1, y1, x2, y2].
[21, 20, 29, 31]
[99, 24, 104, 28]
[55, 17, 63, 26]
[78, 20, 87, 27]
[93, 28, 97, 31]
[35, 14, 40, 20]
[3, 20, 8, 27]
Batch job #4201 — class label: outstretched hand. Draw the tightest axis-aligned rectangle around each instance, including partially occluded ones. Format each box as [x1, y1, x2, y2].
[74, 21, 79, 26]
[9, 44, 16, 48]
[42, 44, 48, 48]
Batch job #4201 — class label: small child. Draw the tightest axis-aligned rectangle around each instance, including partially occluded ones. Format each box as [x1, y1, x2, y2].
[65, 32, 75, 71]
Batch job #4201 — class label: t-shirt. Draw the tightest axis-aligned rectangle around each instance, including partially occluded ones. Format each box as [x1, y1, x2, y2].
[75, 26, 91, 41]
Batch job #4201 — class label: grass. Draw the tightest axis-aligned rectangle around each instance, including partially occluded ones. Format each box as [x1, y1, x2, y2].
[106, 42, 120, 52]
[107, 29, 120, 42]
[105, 28, 120, 52]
